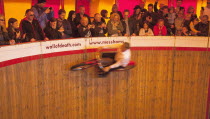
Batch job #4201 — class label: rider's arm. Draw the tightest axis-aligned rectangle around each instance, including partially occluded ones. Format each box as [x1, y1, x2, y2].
[109, 59, 122, 69]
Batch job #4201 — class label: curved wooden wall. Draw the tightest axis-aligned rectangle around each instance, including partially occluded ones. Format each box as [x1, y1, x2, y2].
[0, 36, 209, 119]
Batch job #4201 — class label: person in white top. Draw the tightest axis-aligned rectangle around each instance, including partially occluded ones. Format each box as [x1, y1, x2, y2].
[139, 22, 154, 36]
[97, 42, 131, 72]
[200, 1, 210, 19]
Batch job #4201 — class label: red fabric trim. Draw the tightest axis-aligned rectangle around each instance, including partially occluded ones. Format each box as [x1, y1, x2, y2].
[175, 47, 208, 51]
[131, 47, 174, 51]
[0, 55, 41, 68]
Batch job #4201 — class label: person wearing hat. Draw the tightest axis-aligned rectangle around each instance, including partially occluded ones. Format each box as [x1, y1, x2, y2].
[31, 0, 54, 29]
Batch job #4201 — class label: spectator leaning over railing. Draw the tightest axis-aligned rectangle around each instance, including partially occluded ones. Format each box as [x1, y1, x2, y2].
[7, 18, 22, 43]
[44, 18, 62, 40]
[139, 22, 154, 36]
[121, 9, 136, 36]
[0, 15, 15, 45]
[107, 13, 124, 37]
[92, 13, 107, 37]
[153, 19, 167, 36]
[31, 0, 54, 29]
[20, 9, 49, 42]
[78, 17, 94, 37]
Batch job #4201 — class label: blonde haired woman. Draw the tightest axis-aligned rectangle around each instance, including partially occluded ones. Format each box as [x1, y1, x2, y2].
[0, 15, 15, 45]
[107, 13, 124, 36]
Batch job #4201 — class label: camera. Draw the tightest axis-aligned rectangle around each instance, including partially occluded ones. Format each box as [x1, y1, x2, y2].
[179, 7, 184, 10]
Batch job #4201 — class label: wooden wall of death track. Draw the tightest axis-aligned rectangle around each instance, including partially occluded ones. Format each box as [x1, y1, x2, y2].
[0, 49, 209, 119]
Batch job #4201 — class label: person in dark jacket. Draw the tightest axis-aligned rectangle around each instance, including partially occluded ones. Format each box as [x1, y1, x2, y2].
[142, 4, 158, 29]
[20, 9, 49, 42]
[44, 18, 62, 40]
[110, 4, 123, 20]
[131, 5, 144, 35]
[195, 15, 210, 36]
[67, 10, 78, 37]
[92, 13, 107, 37]
[7, 18, 22, 43]
[75, 5, 91, 26]
[0, 15, 15, 45]
[121, 9, 136, 36]
[78, 17, 94, 37]
[57, 9, 72, 39]
[31, 0, 54, 29]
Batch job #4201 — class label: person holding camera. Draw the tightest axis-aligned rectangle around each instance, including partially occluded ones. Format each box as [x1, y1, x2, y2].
[92, 13, 107, 37]
[31, 0, 54, 29]
[57, 9, 72, 39]
[78, 17, 94, 37]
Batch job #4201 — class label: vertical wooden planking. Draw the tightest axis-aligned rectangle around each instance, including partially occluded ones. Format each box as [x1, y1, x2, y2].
[0, 49, 209, 119]
[171, 51, 209, 119]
